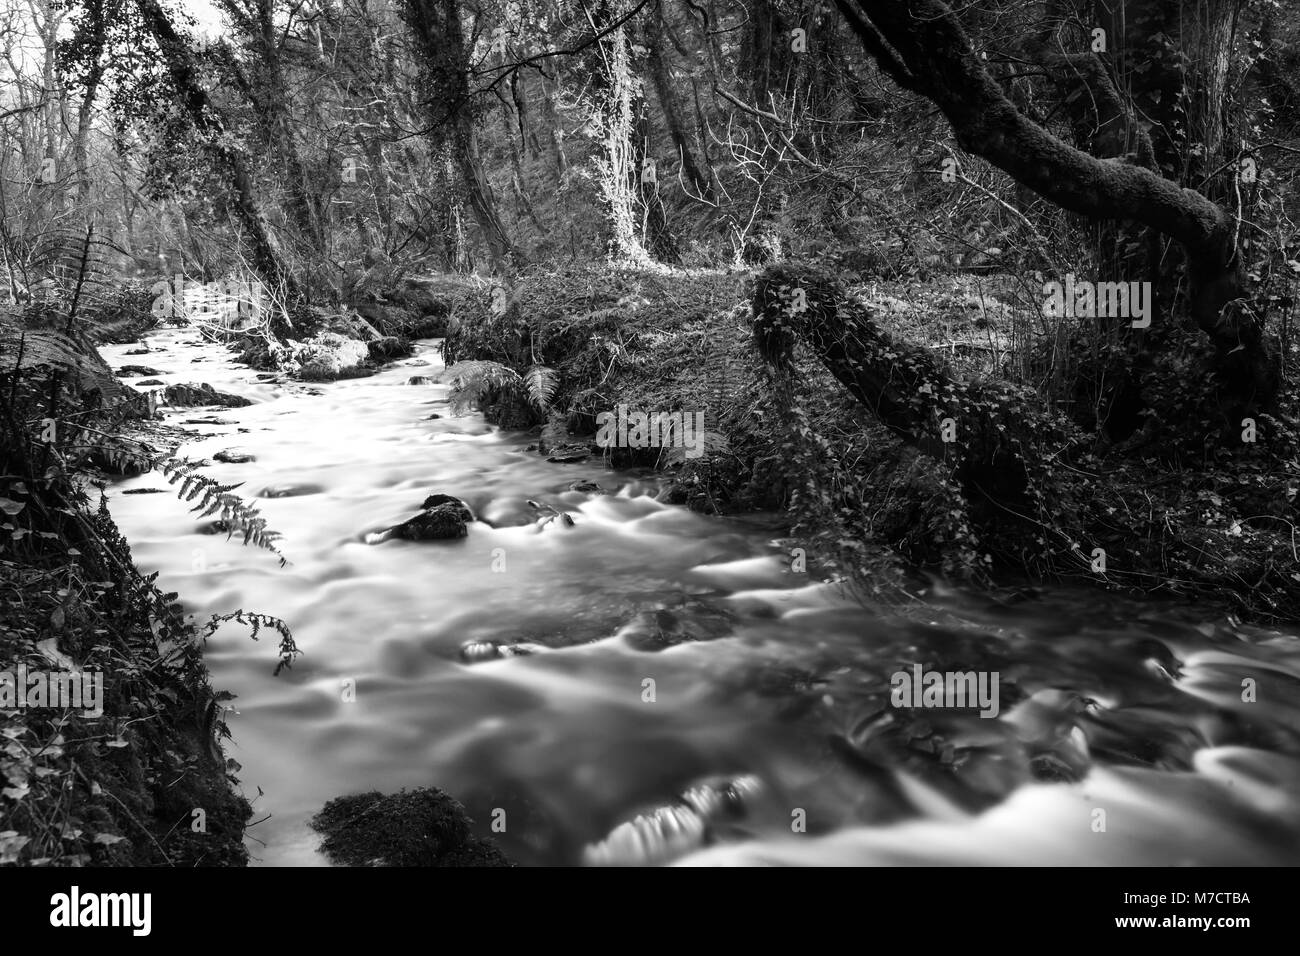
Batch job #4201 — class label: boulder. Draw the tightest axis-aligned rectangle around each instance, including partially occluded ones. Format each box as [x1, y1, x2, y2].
[387, 504, 469, 540]
[163, 382, 253, 408]
[312, 789, 511, 867]
[259, 483, 324, 498]
[545, 443, 592, 464]
[296, 332, 370, 381]
[213, 448, 256, 464]
[418, 494, 474, 522]
[367, 335, 412, 362]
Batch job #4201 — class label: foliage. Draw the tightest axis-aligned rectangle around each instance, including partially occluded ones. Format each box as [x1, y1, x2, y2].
[445, 359, 558, 419]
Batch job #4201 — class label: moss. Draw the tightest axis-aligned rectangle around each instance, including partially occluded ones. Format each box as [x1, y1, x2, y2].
[436, 261, 1300, 625]
[311, 789, 511, 867]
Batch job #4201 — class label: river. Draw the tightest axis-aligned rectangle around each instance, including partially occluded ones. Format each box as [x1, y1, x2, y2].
[99, 327, 1300, 866]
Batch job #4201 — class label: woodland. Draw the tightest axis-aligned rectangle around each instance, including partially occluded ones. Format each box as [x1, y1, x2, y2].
[1, 0, 1299, 865]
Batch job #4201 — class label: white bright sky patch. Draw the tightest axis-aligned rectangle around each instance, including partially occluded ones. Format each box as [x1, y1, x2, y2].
[172, 0, 227, 34]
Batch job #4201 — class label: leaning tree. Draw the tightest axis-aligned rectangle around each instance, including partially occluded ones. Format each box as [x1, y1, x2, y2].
[787, 0, 1283, 442]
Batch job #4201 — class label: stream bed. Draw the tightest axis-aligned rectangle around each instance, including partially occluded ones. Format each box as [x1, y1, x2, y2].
[100, 329, 1300, 866]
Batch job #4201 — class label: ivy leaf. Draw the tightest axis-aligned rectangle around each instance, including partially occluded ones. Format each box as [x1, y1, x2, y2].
[0, 830, 30, 863]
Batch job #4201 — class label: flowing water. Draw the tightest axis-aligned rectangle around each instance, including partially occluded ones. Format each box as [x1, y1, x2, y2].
[100, 328, 1300, 866]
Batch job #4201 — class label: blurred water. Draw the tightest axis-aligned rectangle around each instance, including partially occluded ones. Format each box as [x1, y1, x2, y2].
[101, 329, 1300, 866]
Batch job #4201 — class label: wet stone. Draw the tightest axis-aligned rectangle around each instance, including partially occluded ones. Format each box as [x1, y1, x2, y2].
[386, 504, 468, 541]
[418, 494, 474, 522]
[259, 484, 324, 499]
[214, 449, 256, 464]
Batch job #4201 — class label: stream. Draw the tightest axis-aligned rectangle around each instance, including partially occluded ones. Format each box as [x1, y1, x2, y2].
[99, 328, 1300, 866]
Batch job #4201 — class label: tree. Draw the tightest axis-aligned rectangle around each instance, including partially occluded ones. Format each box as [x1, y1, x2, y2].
[216, 0, 326, 258]
[832, 0, 1279, 433]
[133, 0, 302, 302]
[401, 0, 523, 270]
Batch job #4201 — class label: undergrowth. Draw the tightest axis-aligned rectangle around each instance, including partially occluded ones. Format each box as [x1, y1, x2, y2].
[441, 260, 1300, 625]
[0, 292, 297, 866]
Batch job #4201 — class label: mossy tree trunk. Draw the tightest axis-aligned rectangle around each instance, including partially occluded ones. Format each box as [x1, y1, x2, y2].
[401, 0, 523, 271]
[135, 0, 303, 308]
[592, 0, 652, 264]
[834, 0, 1279, 435]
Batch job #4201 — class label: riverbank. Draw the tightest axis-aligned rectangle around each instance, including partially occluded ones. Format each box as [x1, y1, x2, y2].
[1, 308, 252, 865]
[73, 304, 1300, 868]
[439, 262, 1300, 626]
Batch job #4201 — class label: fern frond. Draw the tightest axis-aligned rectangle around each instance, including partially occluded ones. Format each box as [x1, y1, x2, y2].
[443, 359, 559, 416]
[659, 429, 732, 466]
[0, 319, 139, 409]
[200, 609, 300, 675]
[445, 359, 524, 415]
[523, 365, 558, 412]
[158, 456, 287, 562]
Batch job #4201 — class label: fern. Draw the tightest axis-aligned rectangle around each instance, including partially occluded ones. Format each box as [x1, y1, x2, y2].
[15, 225, 123, 326]
[0, 318, 141, 410]
[159, 457, 287, 565]
[200, 609, 300, 675]
[523, 365, 558, 411]
[446, 359, 558, 415]
[21, 418, 285, 562]
[659, 429, 731, 466]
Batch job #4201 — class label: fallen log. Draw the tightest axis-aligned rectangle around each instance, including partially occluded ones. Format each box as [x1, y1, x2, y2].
[750, 262, 1077, 536]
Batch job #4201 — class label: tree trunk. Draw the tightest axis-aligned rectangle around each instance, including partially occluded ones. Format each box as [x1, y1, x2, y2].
[834, 0, 1279, 424]
[752, 263, 1054, 521]
[644, 5, 712, 200]
[591, 0, 651, 263]
[739, 0, 794, 107]
[251, 0, 325, 258]
[134, 0, 302, 307]
[632, 89, 680, 263]
[538, 64, 569, 183]
[400, 0, 523, 271]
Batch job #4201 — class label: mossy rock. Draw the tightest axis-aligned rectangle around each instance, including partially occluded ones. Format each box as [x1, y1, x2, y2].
[368, 335, 412, 362]
[296, 332, 370, 381]
[388, 503, 469, 540]
[418, 494, 475, 522]
[311, 788, 511, 867]
[163, 382, 253, 408]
